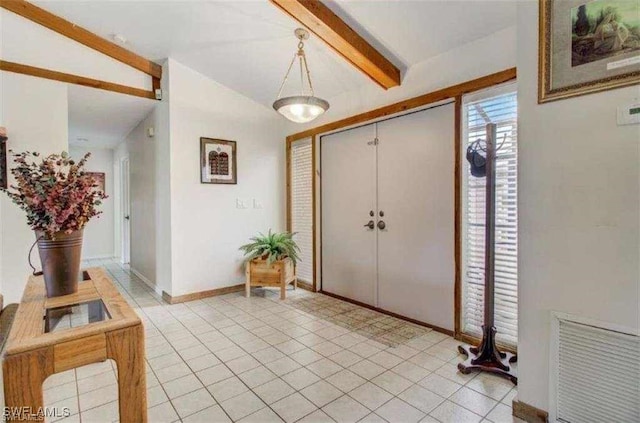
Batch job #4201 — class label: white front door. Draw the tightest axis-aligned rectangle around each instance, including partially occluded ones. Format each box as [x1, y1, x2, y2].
[121, 157, 131, 264]
[376, 104, 456, 330]
[321, 124, 377, 306]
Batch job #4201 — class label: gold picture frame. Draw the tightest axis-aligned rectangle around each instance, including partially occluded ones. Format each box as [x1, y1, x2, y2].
[539, 0, 640, 103]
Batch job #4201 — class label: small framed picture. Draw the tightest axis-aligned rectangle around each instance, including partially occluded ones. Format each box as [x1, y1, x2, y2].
[200, 138, 237, 184]
[539, 0, 640, 103]
[86, 172, 105, 193]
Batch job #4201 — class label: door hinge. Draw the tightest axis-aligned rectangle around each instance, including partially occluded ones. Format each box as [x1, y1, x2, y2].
[367, 138, 379, 146]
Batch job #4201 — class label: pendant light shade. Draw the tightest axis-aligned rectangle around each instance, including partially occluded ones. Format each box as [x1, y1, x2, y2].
[273, 28, 329, 123]
[273, 96, 330, 124]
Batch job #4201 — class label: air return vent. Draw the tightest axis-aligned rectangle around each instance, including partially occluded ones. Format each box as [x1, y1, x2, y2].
[556, 319, 640, 423]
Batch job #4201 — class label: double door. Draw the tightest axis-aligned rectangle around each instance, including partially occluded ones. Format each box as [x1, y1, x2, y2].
[321, 104, 455, 330]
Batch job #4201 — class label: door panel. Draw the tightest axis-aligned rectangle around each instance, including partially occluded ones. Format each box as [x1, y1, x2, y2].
[321, 124, 377, 306]
[376, 104, 455, 330]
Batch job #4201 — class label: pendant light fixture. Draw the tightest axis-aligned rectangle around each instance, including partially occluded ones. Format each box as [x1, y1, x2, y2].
[273, 28, 329, 124]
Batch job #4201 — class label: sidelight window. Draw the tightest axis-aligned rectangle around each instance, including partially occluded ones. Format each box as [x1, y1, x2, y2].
[461, 83, 518, 347]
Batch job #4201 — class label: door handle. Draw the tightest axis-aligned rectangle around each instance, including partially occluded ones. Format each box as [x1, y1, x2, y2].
[377, 220, 386, 230]
[364, 220, 375, 230]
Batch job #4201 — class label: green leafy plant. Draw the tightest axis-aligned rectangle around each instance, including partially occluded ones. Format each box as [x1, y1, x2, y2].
[239, 230, 301, 265]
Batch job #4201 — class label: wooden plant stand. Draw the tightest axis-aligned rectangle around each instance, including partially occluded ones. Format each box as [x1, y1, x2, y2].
[2, 268, 147, 422]
[245, 258, 297, 300]
[458, 123, 517, 384]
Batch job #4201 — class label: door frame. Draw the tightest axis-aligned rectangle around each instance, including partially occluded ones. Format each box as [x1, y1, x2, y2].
[284, 69, 517, 340]
[120, 156, 131, 264]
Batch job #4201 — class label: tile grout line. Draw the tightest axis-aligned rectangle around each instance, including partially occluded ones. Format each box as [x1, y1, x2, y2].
[73, 260, 515, 423]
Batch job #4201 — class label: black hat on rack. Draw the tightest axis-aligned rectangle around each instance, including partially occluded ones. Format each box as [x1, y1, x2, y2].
[466, 139, 486, 178]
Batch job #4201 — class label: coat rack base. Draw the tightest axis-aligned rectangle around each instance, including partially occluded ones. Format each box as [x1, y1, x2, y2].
[458, 326, 518, 385]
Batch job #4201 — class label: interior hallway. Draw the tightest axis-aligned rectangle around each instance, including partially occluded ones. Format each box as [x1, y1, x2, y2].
[42, 259, 521, 423]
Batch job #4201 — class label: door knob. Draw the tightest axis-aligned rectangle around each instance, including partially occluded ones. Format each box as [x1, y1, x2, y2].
[125, 215, 130, 220]
[377, 220, 386, 230]
[364, 220, 375, 230]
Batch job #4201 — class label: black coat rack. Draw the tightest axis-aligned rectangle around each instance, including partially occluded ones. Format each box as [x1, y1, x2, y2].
[458, 123, 517, 384]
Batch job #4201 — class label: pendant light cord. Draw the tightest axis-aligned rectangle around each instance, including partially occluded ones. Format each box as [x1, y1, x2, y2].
[301, 52, 314, 97]
[276, 37, 315, 99]
[276, 52, 298, 100]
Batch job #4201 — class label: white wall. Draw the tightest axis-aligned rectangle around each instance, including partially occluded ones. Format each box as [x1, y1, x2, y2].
[517, 1, 640, 413]
[288, 26, 516, 134]
[154, 60, 172, 296]
[69, 146, 115, 260]
[113, 109, 159, 288]
[0, 72, 68, 304]
[166, 59, 286, 297]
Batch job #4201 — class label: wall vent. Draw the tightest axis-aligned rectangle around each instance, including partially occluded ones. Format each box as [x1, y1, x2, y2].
[556, 318, 639, 423]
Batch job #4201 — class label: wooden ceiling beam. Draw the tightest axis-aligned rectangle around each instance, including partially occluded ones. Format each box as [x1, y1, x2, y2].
[270, 0, 400, 89]
[1, 0, 162, 79]
[0, 60, 157, 100]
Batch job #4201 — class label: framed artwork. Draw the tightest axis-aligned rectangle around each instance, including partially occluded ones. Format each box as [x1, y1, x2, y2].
[539, 0, 640, 103]
[87, 172, 105, 193]
[200, 138, 237, 184]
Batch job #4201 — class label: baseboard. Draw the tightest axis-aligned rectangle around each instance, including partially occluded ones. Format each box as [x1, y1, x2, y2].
[513, 400, 549, 423]
[82, 254, 115, 261]
[297, 280, 314, 292]
[319, 290, 454, 336]
[130, 268, 161, 295]
[162, 284, 245, 304]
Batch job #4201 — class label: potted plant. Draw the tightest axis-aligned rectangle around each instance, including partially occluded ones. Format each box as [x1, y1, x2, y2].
[240, 230, 300, 300]
[1, 151, 106, 298]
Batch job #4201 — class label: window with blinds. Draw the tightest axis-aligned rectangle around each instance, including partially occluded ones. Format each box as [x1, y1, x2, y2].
[290, 139, 314, 284]
[461, 84, 518, 346]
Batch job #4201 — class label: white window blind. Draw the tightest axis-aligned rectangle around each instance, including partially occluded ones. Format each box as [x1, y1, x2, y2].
[290, 139, 314, 284]
[461, 84, 518, 346]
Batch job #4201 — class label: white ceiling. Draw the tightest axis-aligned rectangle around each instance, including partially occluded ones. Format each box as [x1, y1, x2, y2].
[35, 0, 516, 109]
[324, 1, 516, 67]
[46, 0, 515, 149]
[68, 85, 156, 149]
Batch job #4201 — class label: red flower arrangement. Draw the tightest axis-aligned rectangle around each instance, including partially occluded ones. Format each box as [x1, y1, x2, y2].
[1, 151, 107, 239]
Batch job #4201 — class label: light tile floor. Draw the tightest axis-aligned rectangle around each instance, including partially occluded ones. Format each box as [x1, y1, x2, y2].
[43, 259, 523, 423]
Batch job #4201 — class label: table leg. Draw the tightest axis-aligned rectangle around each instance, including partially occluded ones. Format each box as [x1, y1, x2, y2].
[245, 263, 251, 298]
[3, 347, 54, 422]
[106, 325, 147, 423]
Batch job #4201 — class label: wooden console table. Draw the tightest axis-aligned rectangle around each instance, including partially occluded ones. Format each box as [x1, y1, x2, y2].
[2, 268, 147, 422]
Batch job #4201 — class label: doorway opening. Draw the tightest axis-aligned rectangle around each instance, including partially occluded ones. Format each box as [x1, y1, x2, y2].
[120, 157, 131, 265]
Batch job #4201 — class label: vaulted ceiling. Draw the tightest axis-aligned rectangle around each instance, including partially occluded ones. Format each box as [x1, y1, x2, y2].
[34, 0, 516, 109]
[68, 85, 156, 149]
